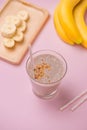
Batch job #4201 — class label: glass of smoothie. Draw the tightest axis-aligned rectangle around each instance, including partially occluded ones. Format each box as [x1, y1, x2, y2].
[26, 50, 67, 99]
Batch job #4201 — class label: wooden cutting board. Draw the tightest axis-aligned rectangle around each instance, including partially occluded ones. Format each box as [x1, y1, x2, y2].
[0, 0, 49, 64]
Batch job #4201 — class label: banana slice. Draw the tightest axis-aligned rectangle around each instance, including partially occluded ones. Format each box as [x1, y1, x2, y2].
[5, 15, 21, 27]
[1, 23, 16, 38]
[18, 21, 27, 32]
[3, 38, 15, 48]
[13, 31, 24, 42]
[17, 10, 29, 21]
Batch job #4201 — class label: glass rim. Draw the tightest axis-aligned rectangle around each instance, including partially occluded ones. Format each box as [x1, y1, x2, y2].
[26, 49, 67, 85]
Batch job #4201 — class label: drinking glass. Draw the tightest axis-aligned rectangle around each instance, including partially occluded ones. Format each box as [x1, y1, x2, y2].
[26, 50, 67, 99]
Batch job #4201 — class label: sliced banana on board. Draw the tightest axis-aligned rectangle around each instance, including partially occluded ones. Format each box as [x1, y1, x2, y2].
[3, 38, 15, 48]
[13, 31, 24, 42]
[17, 10, 29, 21]
[18, 21, 27, 32]
[0, 10, 29, 49]
[1, 23, 16, 38]
[5, 15, 22, 27]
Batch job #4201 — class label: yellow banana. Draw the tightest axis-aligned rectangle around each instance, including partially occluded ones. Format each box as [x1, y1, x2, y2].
[74, 0, 87, 48]
[13, 30, 24, 42]
[54, 4, 74, 45]
[17, 10, 29, 21]
[58, 0, 83, 44]
[3, 38, 15, 48]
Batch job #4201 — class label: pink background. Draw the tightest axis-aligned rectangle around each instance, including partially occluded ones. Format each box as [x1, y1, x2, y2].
[0, 0, 87, 129]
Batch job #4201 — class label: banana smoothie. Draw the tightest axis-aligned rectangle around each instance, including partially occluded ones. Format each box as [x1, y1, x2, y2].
[26, 50, 67, 99]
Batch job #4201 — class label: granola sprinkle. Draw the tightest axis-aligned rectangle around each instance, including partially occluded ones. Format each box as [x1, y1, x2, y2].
[33, 62, 51, 80]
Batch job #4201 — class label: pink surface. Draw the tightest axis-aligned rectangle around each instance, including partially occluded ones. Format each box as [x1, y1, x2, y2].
[0, 0, 87, 130]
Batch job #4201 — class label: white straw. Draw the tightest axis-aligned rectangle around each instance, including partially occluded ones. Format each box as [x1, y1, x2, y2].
[71, 94, 87, 111]
[29, 43, 34, 68]
[60, 90, 87, 111]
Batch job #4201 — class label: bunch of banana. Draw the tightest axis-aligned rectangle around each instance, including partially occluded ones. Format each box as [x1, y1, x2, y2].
[54, 0, 87, 48]
[0, 10, 29, 48]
